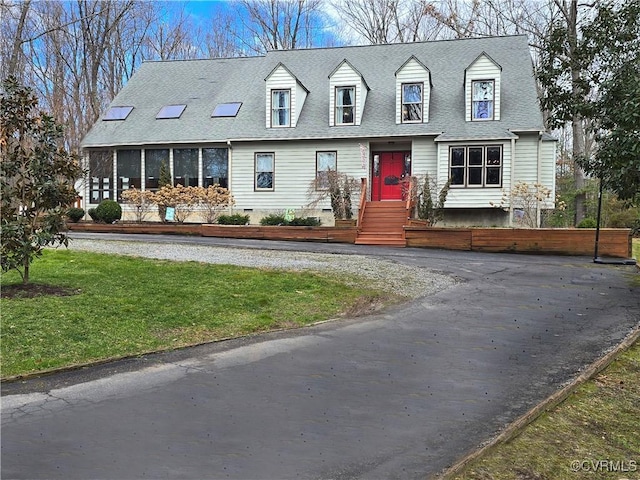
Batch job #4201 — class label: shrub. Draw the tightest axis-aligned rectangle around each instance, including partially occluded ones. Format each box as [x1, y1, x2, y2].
[288, 216, 321, 226]
[121, 188, 155, 223]
[577, 218, 597, 228]
[260, 213, 287, 226]
[259, 214, 321, 226]
[88, 208, 99, 222]
[95, 200, 122, 224]
[66, 207, 85, 223]
[198, 185, 235, 223]
[607, 209, 640, 228]
[218, 214, 250, 225]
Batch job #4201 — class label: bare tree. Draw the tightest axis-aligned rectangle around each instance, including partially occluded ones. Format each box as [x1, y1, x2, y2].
[236, 0, 324, 52]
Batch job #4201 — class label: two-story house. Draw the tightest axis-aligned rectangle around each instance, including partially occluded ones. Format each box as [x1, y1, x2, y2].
[80, 35, 556, 234]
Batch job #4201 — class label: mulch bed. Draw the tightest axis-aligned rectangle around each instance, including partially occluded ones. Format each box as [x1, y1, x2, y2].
[2, 283, 81, 299]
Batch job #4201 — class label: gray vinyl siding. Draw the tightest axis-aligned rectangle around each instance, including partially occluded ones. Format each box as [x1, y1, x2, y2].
[230, 140, 366, 212]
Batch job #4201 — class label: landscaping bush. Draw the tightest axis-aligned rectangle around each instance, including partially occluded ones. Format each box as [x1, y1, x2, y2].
[87, 208, 99, 222]
[66, 207, 85, 223]
[259, 213, 321, 226]
[288, 216, 321, 226]
[260, 213, 287, 226]
[95, 200, 122, 224]
[217, 213, 250, 225]
[608, 208, 640, 228]
[577, 218, 597, 228]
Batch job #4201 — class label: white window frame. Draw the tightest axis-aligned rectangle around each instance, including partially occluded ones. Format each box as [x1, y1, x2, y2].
[335, 86, 355, 125]
[315, 151, 337, 190]
[471, 80, 495, 121]
[401, 83, 423, 123]
[255, 152, 275, 191]
[271, 89, 291, 127]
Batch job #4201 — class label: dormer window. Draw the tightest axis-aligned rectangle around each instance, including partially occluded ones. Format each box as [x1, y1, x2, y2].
[472, 80, 494, 120]
[402, 83, 423, 122]
[465, 52, 501, 122]
[335, 86, 355, 125]
[271, 89, 291, 127]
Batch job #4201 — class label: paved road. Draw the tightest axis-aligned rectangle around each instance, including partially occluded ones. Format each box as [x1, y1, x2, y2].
[2, 235, 639, 479]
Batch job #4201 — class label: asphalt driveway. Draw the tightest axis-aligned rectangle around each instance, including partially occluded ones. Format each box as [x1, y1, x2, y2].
[2, 235, 639, 479]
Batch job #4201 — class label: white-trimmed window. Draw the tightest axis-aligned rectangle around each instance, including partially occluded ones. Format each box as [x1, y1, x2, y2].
[402, 83, 423, 123]
[271, 90, 290, 127]
[471, 80, 495, 120]
[316, 151, 337, 190]
[450, 145, 502, 187]
[255, 153, 275, 190]
[335, 86, 355, 125]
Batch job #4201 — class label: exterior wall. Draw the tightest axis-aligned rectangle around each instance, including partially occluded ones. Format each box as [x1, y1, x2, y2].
[265, 65, 306, 128]
[465, 55, 501, 121]
[436, 140, 512, 209]
[329, 62, 367, 126]
[230, 139, 369, 218]
[395, 58, 431, 124]
[540, 138, 557, 201]
[411, 137, 438, 177]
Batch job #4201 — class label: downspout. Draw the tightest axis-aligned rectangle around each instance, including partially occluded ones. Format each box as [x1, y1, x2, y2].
[227, 140, 233, 214]
[536, 132, 543, 227]
[509, 137, 516, 227]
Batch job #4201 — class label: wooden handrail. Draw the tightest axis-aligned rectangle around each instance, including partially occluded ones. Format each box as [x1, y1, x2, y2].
[358, 178, 367, 228]
[405, 176, 416, 222]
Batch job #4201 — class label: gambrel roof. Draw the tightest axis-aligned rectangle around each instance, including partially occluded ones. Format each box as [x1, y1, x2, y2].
[81, 35, 544, 148]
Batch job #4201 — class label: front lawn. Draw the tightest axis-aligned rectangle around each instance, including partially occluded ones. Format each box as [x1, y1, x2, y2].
[1, 250, 398, 378]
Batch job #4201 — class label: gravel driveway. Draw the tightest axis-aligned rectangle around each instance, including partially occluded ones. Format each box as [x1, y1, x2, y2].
[64, 238, 457, 299]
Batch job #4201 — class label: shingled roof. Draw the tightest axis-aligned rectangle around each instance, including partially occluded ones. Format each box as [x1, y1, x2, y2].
[80, 35, 544, 148]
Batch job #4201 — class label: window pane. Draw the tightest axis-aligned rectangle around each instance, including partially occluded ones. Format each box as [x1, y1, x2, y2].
[469, 147, 483, 165]
[473, 81, 493, 100]
[403, 84, 422, 103]
[256, 153, 274, 190]
[89, 150, 113, 202]
[487, 146, 501, 164]
[272, 90, 290, 127]
[486, 167, 501, 185]
[451, 167, 465, 185]
[316, 151, 337, 189]
[336, 87, 355, 124]
[451, 148, 465, 166]
[203, 148, 228, 188]
[145, 149, 169, 190]
[174, 148, 198, 187]
[117, 149, 141, 200]
[468, 167, 483, 185]
[473, 101, 493, 119]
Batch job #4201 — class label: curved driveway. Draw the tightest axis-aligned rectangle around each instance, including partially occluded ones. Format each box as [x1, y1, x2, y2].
[2, 234, 639, 479]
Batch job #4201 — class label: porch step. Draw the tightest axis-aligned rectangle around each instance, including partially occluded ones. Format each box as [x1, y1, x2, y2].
[355, 201, 408, 247]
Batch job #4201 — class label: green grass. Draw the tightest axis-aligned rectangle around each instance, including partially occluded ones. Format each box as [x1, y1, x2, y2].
[450, 341, 640, 480]
[1, 250, 399, 378]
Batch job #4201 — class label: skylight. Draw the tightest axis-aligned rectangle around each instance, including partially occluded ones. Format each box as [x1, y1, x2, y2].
[103, 106, 133, 121]
[212, 102, 242, 118]
[156, 104, 187, 119]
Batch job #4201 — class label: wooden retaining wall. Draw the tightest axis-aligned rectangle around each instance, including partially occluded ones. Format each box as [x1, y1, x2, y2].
[405, 227, 632, 258]
[68, 223, 632, 258]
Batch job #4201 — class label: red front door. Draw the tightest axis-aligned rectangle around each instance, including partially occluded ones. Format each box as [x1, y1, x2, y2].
[372, 152, 406, 201]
